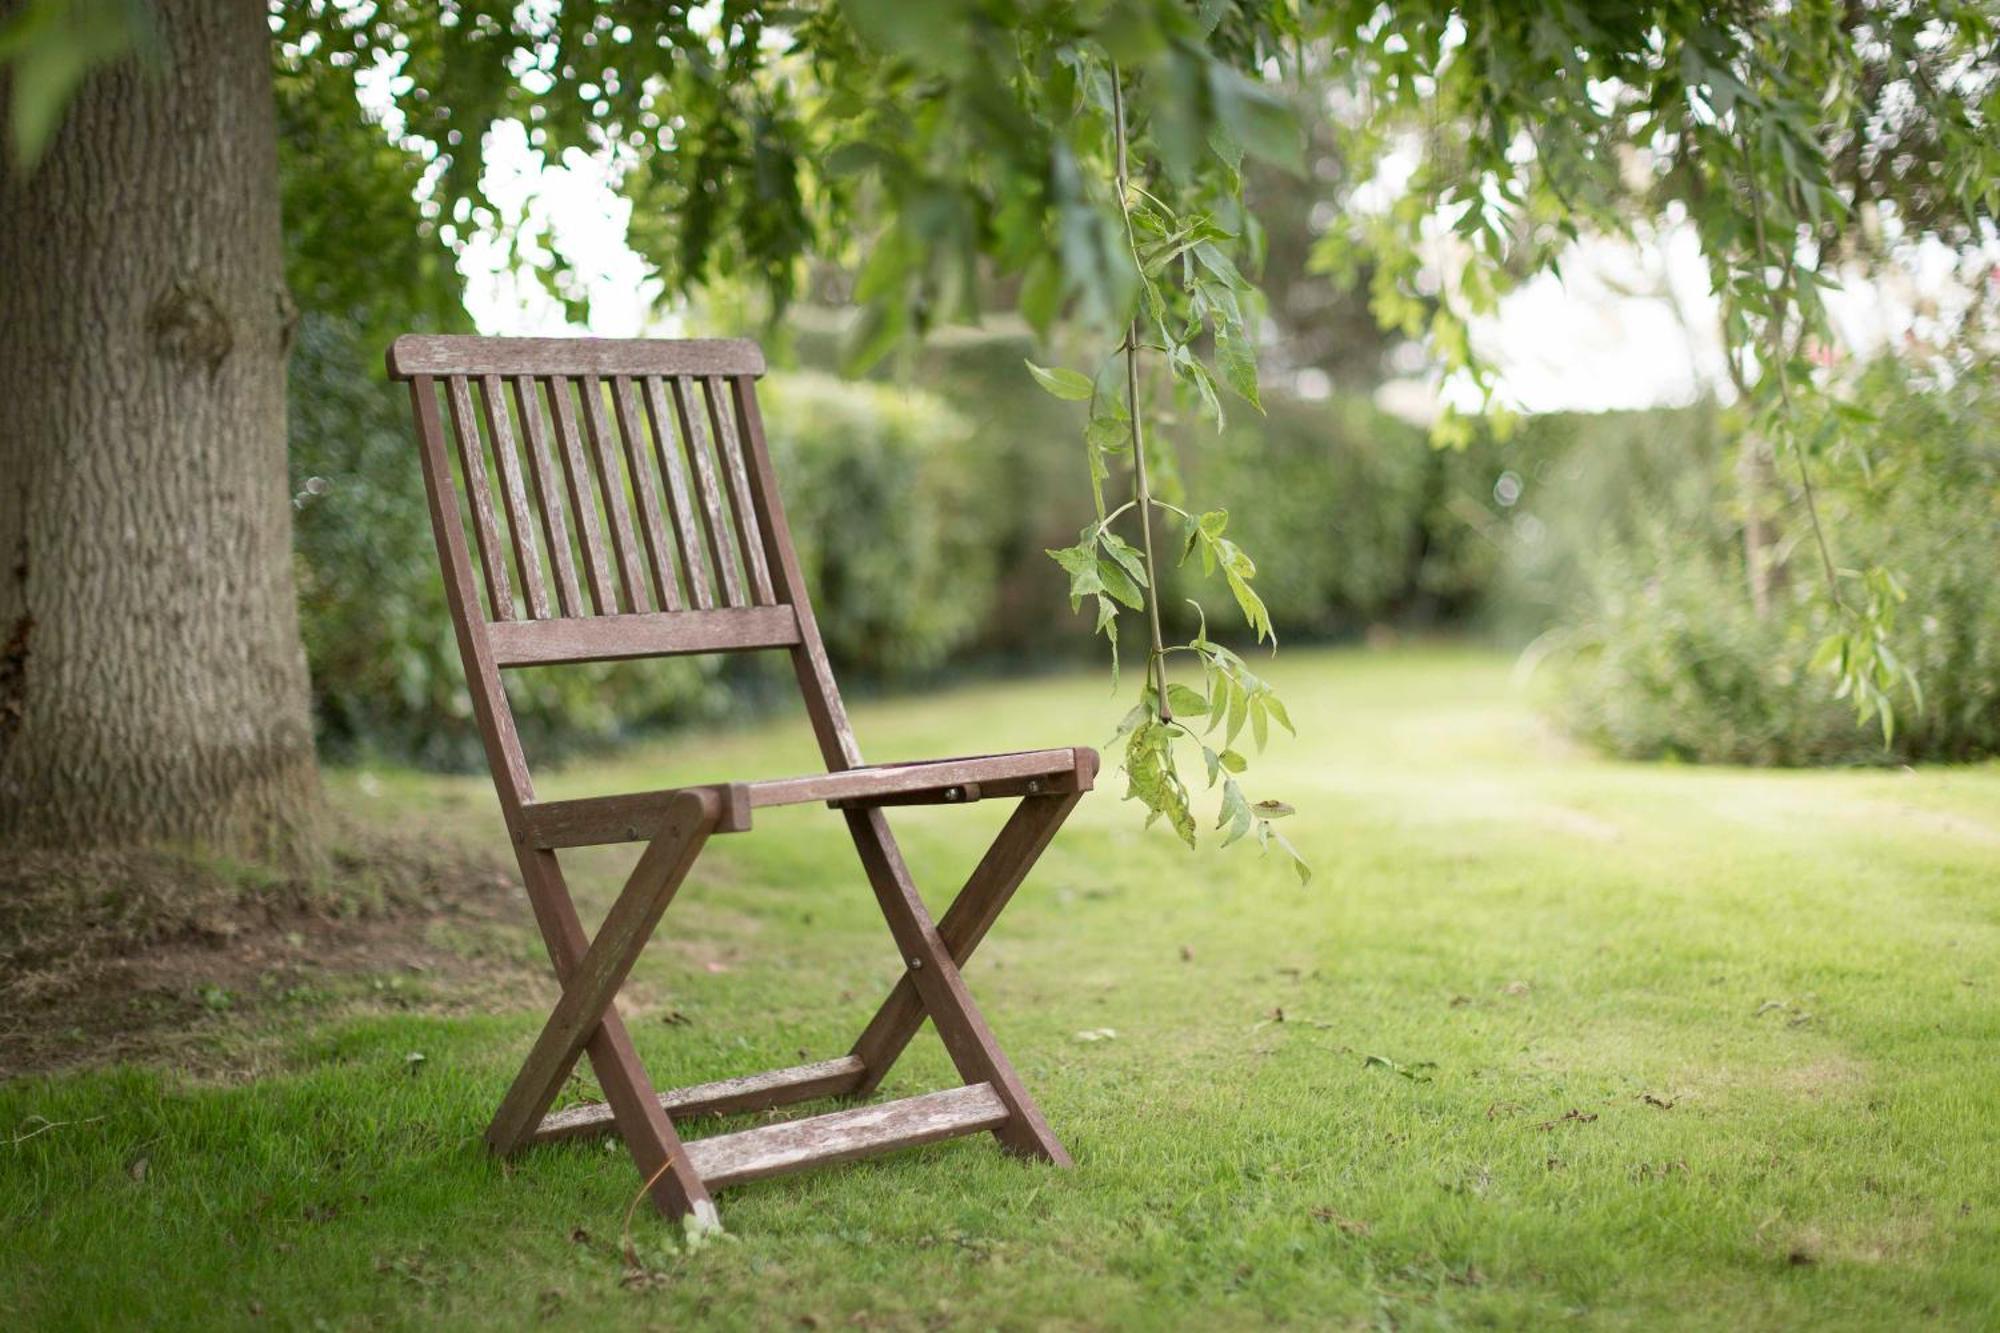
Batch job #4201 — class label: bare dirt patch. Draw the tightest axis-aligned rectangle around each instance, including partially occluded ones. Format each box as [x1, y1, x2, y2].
[0, 824, 539, 1078]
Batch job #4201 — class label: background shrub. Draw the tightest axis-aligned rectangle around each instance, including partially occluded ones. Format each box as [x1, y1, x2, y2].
[1532, 362, 2000, 765]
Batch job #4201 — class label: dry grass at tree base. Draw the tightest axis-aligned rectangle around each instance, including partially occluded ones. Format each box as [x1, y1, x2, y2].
[0, 826, 538, 1077]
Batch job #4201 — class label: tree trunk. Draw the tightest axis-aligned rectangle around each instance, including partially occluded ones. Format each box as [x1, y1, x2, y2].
[0, 0, 322, 863]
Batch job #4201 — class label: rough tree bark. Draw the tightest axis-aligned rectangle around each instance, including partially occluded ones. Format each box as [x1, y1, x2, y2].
[0, 0, 322, 863]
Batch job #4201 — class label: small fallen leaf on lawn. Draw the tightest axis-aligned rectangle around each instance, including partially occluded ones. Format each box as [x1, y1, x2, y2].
[1310, 1208, 1370, 1235]
[1073, 1028, 1118, 1042]
[1536, 1108, 1599, 1130]
[127, 1156, 149, 1183]
[704, 961, 730, 974]
[1362, 1054, 1436, 1082]
[1501, 980, 1531, 997]
[1642, 1093, 1675, 1110]
[1179, 945, 1194, 961]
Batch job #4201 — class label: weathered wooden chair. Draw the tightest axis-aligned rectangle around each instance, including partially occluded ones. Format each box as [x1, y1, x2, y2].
[388, 335, 1096, 1226]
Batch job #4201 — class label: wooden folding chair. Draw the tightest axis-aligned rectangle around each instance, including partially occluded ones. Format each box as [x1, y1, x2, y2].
[387, 335, 1097, 1226]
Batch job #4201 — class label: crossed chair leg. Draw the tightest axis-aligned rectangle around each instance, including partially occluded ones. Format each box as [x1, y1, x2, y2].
[483, 778, 1093, 1221]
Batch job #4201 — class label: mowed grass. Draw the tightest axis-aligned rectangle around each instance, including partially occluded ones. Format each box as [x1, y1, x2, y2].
[4, 643, 1998, 1330]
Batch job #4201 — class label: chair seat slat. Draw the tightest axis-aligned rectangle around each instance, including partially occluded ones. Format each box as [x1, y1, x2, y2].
[444, 376, 517, 620]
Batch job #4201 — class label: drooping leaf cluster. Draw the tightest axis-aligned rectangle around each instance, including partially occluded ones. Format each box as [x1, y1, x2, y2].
[1299, 1, 1999, 742]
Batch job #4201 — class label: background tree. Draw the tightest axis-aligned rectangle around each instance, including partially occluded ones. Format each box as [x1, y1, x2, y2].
[3, 0, 1992, 872]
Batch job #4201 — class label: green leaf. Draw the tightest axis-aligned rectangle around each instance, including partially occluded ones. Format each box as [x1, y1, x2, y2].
[1024, 360, 1095, 401]
[1265, 824, 1311, 884]
[1220, 749, 1247, 773]
[1046, 542, 1104, 607]
[1217, 777, 1253, 847]
[1207, 61, 1303, 174]
[1214, 324, 1262, 412]
[1096, 553, 1146, 610]
[1097, 530, 1149, 587]
[1165, 683, 1209, 717]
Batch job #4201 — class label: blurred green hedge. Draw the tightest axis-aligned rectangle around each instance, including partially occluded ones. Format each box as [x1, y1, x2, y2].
[1517, 363, 2000, 765]
[292, 309, 1995, 770]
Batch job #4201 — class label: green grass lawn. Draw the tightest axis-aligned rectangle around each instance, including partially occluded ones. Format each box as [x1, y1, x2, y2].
[5, 643, 1998, 1330]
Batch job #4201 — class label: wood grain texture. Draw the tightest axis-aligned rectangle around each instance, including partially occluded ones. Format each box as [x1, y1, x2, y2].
[412, 373, 712, 1221]
[485, 605, 800, 667]
[703, 376, 776, 604]
[577, 375, 650, 613]
[485, 788, 720, 1155]
[640, 376, 715, 610]
[389, 334, 765, 379]
[684, 1084, 1009, 1189]
[531, 1056, 869, 1144]
[730, 375, 866, 770]
[845, 806, 1073, 1166]
[520, 783, 752, 849]
[478, 375, 550, 619]
[509, 376, 584, 617]
[542, 378, 618, 616]
[444, 376, 516, 620]
[517, 751, 1085, 849]
[851, 780, 1094, 1096]
[670, 375, 743, 607]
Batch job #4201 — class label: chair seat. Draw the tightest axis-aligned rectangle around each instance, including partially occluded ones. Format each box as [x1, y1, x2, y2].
[517, 747, 1097, 849]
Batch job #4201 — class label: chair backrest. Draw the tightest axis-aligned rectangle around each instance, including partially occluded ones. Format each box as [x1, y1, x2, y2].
[388, 335, 861, 811]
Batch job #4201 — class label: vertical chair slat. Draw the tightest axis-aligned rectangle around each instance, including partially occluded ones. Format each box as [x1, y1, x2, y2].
[578, 375, 652, 613]
[444, 375, 516, 620]
[704, 375, 777, 605]
[609, 376, 681, 611]
[640, 377, 714, 611]
[544, 377, 619, 616]
[479, 375, 551, 620]
[670, 374, 745, 607]
[510, 376, 585, 618]
[730, 374, 865, 769]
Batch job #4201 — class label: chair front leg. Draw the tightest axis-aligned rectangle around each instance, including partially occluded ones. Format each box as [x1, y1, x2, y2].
[487, 788, 722, 1157]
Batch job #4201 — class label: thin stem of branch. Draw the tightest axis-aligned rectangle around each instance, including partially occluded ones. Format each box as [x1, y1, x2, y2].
[1111, 60, 1170, 720]
[1745, 146, 1845, 609]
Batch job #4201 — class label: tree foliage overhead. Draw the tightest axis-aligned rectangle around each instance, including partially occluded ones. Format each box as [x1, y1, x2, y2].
[10, 0, 1994, 862]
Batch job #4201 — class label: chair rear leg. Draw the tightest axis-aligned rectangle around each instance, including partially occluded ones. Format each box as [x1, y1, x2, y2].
[843, 807, 1071, 1166]
[849, 790, 1085, 1095]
